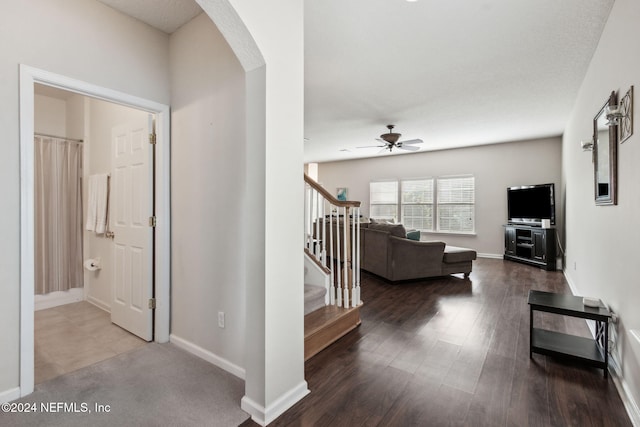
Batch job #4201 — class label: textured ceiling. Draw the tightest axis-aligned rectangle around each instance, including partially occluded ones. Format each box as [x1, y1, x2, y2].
[96, 0, 202, 33]
[303, 0, 615, 162]
[92, 0, 615, 163]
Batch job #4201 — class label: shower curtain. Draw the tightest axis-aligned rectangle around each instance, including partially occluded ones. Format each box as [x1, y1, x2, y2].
[34, 136, 84, 295]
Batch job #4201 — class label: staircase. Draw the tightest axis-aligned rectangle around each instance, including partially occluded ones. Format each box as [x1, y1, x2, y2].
[303, 174, 362, 360]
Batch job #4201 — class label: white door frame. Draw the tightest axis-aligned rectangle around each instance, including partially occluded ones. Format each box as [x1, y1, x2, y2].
[19, 64, 171, 397]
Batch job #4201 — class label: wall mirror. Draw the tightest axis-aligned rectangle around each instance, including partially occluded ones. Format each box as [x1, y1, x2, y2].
[593, 91, 617, 205]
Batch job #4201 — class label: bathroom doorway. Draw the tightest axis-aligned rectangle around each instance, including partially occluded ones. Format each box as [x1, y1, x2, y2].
[32, 84, 154, 384]
[20, 65, 171, 395]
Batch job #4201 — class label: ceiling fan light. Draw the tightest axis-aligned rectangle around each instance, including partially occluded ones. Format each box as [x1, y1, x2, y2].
[381, 132, 401, 144]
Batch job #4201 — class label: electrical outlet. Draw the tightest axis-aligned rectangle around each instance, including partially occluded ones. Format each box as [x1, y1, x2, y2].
[218, 311, 225, 328]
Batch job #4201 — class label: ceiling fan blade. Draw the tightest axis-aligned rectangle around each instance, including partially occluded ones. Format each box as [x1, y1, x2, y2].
[399, 139, 423, 145]
[399, 145, 420, 152]
[357, 145, 385, 149]
[378, 146, 390, 154]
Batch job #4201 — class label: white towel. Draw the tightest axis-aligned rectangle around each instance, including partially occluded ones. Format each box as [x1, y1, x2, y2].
[86, 174, 109, 233]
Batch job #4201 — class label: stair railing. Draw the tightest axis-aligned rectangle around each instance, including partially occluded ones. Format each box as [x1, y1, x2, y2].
[304, 174, 361, 308]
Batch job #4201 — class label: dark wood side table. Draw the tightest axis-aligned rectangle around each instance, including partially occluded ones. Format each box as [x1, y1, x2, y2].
[528, 290, 611, 377]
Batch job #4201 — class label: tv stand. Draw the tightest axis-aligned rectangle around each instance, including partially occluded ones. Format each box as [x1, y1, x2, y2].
[504, 224, 555, 270]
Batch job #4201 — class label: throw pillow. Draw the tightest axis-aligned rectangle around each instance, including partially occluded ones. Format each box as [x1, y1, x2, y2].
[406, 230, 421, 241]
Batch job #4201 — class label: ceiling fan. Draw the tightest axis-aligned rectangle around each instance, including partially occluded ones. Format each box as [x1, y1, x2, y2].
[358, 125, 423, 153]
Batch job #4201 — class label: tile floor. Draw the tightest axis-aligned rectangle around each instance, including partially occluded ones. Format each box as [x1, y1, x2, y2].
[35, 301, 147, 384]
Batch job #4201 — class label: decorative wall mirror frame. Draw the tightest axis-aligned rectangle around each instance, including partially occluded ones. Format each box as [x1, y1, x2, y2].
[593, 91, 618, 205]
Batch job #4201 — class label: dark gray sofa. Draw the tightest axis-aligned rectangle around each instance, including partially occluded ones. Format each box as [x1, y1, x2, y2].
[360, 222, 477, 281]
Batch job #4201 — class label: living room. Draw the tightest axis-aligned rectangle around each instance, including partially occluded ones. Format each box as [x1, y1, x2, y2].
[302, 0, 640, 423]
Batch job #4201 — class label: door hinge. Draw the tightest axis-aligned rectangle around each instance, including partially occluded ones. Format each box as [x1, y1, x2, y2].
[149, 133, 157, 145]
[148, 298, 156, 310]
[149, 216, 157, 227]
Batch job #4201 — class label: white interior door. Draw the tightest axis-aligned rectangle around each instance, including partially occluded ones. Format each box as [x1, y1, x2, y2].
[111, 116, 154, 341]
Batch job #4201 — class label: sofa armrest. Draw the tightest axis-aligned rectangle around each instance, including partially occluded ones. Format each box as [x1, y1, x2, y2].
[387, 237, 445, 281]
[361, 228, 390, 278]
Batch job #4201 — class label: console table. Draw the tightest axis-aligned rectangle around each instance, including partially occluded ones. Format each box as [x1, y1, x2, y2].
[528, 290, 611, 377]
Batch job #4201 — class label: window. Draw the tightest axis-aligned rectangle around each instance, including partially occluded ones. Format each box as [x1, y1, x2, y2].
[437, 176, 475, 233]
[368, 175, 475, 234]
[369, 181, 398, 222]
[401, 179, 434, 231]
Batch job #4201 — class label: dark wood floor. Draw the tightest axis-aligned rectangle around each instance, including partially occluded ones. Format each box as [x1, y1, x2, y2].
[242, 258, 631, 426]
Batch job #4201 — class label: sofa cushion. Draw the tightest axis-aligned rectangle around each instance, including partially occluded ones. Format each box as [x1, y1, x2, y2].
[443, 246, 477, 263]
[368, 222, 407, 238]
[406, 230, 421, 241]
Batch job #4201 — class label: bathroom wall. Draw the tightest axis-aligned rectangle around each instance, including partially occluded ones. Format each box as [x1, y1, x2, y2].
[34, 94, 66, 136]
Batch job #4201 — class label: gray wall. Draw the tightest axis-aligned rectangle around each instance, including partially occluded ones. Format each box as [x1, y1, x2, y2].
[562, 0, 640, 414]
[318, 137, 563, 256]
[169, 12, 247, 371]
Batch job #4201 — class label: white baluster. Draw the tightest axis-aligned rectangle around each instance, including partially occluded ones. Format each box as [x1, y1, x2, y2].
[329, 205, 342, 307]
[322, 199, 329, 305]
[343, 206, 349, 308]
[304, 185, 309, 250]
[354, 207, 361, 306]
[335, 207, 342, 307]
[351, 207, 357, 307]
[321, 198, 327, 264]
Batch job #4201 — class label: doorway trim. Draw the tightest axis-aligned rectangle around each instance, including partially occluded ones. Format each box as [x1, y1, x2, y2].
[19, 64, 171, 397]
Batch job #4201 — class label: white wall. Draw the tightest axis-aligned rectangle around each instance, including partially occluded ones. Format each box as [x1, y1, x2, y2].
[65, 93, 85, 142]
[34, 94, 66, 136]
[562, 0, 640, 418]
[0, 0, 169, 397]
[169, 12, 247, 373]
[318, 137, 563, 256]
[84, 98, 149, 311]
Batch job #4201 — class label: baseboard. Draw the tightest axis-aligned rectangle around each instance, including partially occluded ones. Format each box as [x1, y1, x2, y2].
[562, 268, 580, 296]
[0, 387, 21, 404]
[477, 253, 503, 259]
[86, 295, 110, 313]
[563, 269, 640, 426]
[169, 334, 245, 380]
[34, 288, 83, 311]
[241, 380, 310, 426]
[611, 369, 640, 426]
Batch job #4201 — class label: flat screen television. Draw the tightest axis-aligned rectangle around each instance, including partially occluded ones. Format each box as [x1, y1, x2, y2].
[507, 183, 555, 226]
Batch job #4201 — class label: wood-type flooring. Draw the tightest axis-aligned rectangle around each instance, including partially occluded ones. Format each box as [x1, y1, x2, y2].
[242, 258, 632, 426]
